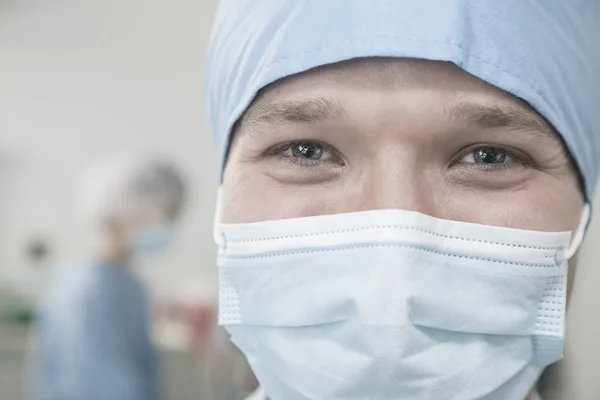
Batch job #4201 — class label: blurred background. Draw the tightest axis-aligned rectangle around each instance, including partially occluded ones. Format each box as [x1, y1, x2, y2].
[0, 0, 598, 399]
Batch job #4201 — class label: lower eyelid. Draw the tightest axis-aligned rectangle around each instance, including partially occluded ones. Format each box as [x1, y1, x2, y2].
[277, 155, 323, 166]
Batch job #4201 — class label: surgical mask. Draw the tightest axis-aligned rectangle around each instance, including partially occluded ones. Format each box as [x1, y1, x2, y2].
[215, 205, 589, 400]
[132, 225, 174, 255]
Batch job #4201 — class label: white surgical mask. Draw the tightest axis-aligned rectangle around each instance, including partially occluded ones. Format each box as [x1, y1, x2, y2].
[215, 205, 589, 400]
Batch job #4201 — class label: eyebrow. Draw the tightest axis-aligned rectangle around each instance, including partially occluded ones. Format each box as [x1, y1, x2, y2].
[448, 101, 561, 143]
[243, 96, 347, 128]
[243, 95, 562, 145]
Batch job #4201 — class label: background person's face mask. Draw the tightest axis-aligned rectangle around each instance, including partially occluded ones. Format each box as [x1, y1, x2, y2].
[131, 224, 174, 255]
[215, 206, 589, 400]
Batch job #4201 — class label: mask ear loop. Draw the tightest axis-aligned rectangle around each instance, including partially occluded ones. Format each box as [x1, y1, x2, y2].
[213, 187, 223, 246]
[566, 204, 591, 259]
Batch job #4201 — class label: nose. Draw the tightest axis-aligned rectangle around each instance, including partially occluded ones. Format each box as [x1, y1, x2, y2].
[341, 152, 440, 217]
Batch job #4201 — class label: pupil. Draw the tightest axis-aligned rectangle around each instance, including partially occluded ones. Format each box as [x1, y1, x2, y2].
[292, 143, 322, 159]
[475, 147, 505, 164]
[300, 145, 315, 158]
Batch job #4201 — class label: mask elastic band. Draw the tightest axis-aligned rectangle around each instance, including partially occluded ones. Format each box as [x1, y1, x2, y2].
[566, 204, 591, 259]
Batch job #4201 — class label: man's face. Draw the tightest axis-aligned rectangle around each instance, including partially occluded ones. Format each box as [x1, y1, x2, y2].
[221, 58, 583, 254]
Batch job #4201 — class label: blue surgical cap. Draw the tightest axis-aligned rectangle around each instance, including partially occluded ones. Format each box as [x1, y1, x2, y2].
[205, 0, 600, 200]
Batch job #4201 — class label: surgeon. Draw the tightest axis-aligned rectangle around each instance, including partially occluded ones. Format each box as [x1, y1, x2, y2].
[33, 156, 187, 400]
[206, 1, 599, 400]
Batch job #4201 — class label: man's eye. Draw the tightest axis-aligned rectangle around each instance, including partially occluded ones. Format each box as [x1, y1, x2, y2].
[459, 146, 516, 165]
[261, 140, 344, 184]
[283, 141, 333, 161]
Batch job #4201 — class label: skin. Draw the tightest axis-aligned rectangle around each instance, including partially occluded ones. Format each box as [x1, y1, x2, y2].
[219, 57, 585, 398]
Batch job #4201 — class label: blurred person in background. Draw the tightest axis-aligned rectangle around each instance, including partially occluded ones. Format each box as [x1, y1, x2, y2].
[206, 1, 599, 400]
[32, 156, 187, 400]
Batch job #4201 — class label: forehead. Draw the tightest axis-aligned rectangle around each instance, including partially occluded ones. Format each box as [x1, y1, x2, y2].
[238, 58, 563, 150]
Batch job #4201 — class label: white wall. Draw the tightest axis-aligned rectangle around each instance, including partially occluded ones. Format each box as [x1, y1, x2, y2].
[0, 0, 219, 298]
[1, 0, 599, 397]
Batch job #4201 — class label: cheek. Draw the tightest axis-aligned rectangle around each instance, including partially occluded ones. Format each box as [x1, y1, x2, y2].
[442, 176, 583, 232]
[220, 168, 331, 223]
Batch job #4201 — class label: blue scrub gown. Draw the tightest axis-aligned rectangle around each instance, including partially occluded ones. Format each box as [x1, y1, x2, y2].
[33, 261, 158, 400]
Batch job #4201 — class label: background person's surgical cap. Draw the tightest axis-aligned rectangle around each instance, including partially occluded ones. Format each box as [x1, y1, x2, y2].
[205, 0, 600, 200]
[76, 156, 187, 227]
